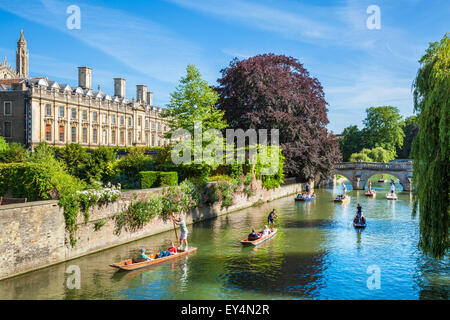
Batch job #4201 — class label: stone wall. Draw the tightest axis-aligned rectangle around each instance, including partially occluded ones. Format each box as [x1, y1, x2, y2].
[0, 182, 303, 280]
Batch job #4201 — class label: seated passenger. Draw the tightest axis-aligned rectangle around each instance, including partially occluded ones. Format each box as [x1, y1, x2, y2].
[262, 225, 271, 236]
[158, 249, 171, 258]
[248, 229, 260, 240]
[168, 241, 177, 254]
[139, 248, 152, 261]
[297, 193, 302, 198]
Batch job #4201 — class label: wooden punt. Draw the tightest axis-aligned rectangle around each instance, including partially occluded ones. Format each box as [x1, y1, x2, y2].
[295, 196, 316, 202]
[240, 229, 278, 246]
[365, 190, 376, 197]
[386, 193, 398, 200]
[334, 196, 350, 203]
[353, 222, 367, 229]
[110, 247, 197, 271]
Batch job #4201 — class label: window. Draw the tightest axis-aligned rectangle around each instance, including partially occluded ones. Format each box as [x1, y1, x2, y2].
[120, 116, 124, 125]
[151, 135, 154, 146]
[71, 127, 76, 142]
[93, 129, 98, 144]
[59, 126, 64, 142]
[102, 113, 107, 124]
[152, 121, 155, 130]
[128, 117, 132, 126]
[71, 108, 76, 119]
[145, 133, 149, 145]
[102, 130, 107, 144]
[138, 116, 142, 127]
[120, 131, 124, 145]
[164, 124, 167, 131]
[93, 112, 98, 122]
[45, 124, 51, 141]
[128, 131, 132, 144]
[4, 121, 12, 137]
[82, 110, 87, 121]
[59, 106, 64, 118]
[111, 114, 116, 125]
[112, 130, 116, 144]
[46, 104, 52, 116]
[157, 122, 161, 131]
[82, 128, 87, 143]
[4, 102, 12, 115]
[145, 119, 149, 129]
[138, 132, 141, 141]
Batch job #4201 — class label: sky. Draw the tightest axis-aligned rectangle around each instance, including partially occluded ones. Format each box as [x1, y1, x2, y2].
[0, 0, 448, 133]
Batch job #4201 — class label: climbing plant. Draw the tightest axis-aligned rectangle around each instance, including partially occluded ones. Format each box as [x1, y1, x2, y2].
[412, 33, 449, 258]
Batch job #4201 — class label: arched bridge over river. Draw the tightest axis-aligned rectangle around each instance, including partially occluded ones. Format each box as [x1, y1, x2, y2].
[334, 161, 413, 191]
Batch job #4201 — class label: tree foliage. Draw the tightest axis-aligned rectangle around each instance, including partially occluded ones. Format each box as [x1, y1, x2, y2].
[397, 115, 418, 159]
[216, 54, 341, 180]
[338, 125, 367, 161]
[412, 33, 449, 258]
[363, 106, 405, 153]
[349, 147, 395, 163]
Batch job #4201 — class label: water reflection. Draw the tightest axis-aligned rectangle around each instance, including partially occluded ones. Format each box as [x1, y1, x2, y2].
[0, 183, 448, 300]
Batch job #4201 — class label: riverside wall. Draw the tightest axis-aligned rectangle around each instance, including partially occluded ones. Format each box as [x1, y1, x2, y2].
[0, 181, 303, 280]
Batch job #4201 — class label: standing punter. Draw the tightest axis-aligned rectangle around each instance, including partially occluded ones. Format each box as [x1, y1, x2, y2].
[267, 209, 278, 231]
[172, 213, 189, 251]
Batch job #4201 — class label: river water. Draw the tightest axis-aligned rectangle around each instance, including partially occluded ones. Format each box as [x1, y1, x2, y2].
[0, 181, 448, 300]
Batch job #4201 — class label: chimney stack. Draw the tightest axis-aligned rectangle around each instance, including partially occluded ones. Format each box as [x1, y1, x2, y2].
[136, 85, 147, 103]
[147, 92, 153, 106]
[78, 67, 92, 89]
[114, 78, 126, 98]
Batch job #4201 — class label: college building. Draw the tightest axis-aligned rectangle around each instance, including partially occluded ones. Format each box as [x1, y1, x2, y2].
[0, 30, 171, 149]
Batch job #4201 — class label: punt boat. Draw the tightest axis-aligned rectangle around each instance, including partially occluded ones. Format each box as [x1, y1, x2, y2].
[240, 229, 278, 246]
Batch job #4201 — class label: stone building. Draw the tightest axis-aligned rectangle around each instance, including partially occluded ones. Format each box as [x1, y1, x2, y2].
[0, 30, 171, 149]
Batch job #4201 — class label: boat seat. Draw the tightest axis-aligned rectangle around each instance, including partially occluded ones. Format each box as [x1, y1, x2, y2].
[132, 258, 146, 263]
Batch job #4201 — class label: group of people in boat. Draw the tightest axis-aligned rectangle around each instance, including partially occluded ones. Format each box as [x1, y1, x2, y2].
[247, 208, 278, 241]
[296, 192, 316, 199]
[248, 225, 273, 241]
[353, 203, 366, 225]
[133, 212, 190, 263]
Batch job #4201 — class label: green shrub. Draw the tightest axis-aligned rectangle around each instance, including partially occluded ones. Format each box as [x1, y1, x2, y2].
[115, 195, 163, 233]
[0, 142, 29, 163]
[140, 171, 160, 188]
[94, 219, 106, 231]
[159, 171, 178, 186]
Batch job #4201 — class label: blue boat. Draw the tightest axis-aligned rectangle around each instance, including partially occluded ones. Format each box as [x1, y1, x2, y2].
[295, 196, 316, 202]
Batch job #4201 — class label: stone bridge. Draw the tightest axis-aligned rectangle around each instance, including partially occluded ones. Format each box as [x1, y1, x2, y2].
[334, 161, 413, 191]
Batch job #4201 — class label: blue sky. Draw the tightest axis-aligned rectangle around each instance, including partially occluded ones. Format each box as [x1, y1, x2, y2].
[0, 0, 448, 133]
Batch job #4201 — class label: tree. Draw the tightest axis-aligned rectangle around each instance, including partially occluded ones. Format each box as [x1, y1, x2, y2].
[216, 54, 341, 180]
[338, 125, 367, 161]
[0, 137, 8, 152]
[29, 142, 55, 163]
[397, 115, 418, 159]
[0, 142, 29, 163]
[349, 147, 395, 163]
[363, 106, 405, 154]
[162, 64, 228, 178]
[412, 33, 449, 258]
[59, 143, 89, 178]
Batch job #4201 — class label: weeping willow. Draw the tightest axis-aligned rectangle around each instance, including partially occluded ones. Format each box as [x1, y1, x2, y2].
[412, 33, 449, 258]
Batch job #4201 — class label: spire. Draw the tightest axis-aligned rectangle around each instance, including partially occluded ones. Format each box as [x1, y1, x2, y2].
[16, 29, 29, 78]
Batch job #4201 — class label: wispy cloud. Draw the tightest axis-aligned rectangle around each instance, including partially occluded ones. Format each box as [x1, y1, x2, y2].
[0, 0, 204, 84]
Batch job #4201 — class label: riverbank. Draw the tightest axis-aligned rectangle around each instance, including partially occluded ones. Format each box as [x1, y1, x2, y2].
[0, 181, 303, 280]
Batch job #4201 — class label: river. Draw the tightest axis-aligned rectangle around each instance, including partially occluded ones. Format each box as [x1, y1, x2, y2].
[0, 181, 448, 300]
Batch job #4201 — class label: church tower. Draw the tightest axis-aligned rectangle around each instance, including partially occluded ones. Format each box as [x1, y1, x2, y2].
[16, 30, 29, 78]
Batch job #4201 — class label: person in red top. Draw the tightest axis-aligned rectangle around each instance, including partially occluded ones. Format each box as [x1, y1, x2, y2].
[168, 241, 177, 254]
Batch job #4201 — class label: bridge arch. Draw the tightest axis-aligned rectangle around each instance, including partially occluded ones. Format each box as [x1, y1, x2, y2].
[334, 162, 413, 191]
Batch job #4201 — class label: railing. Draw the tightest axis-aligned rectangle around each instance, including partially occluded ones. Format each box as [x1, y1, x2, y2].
[335, 161, 413, 171]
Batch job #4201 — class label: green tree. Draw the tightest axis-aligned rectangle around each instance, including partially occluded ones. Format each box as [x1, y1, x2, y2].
[59, 143, 89, 178]
[0, 137, 8, 152]
[412, 33, 449, 257]
[0, 142, 29, 163]
[349, 147, 395, 163]
[397, 115, 418, 159]
[363, 106, 405, 154]
[338, 125, 367, 161]
[162, 64, 228, 178]
[29, 142, 55, 163]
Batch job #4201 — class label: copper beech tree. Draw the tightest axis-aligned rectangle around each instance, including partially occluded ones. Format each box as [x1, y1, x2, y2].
[216, 54, 341, 181]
